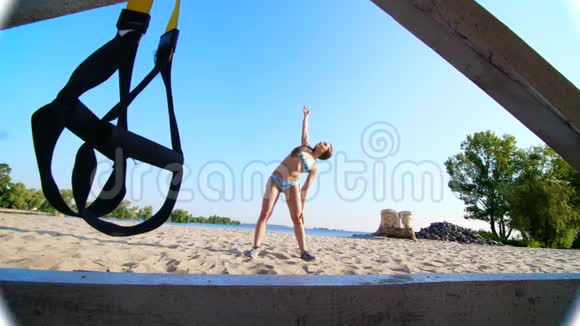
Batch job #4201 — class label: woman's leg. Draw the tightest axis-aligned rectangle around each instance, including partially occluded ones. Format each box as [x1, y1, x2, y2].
[284, 185, 307, 254]
[252, 178, 281, 248]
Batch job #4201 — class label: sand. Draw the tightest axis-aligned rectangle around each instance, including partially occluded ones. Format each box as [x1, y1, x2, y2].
[0, 212, 579, 275]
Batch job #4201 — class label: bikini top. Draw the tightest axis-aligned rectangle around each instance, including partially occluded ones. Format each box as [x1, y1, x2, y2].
[298, 152, 317, 173]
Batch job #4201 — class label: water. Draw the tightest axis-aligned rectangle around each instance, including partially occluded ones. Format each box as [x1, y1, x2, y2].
[174, 222, 363, 238]
[98, 217, 363, 238]
[63, 216, 367, 238]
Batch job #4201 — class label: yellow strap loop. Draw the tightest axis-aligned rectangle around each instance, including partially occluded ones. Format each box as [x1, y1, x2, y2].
[166, 0, 181, 32]
[126, 0, 153, 14]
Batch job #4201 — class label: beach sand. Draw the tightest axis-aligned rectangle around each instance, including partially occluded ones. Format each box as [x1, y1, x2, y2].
[1, 213, 578, 275]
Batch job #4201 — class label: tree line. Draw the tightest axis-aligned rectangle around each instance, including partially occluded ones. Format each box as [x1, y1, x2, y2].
[445, 131, 580, 249]
[166, 209, 240, 225]
[0, 163, 240, 225]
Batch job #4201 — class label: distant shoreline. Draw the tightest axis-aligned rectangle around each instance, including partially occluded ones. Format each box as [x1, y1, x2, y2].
[0, 208, 366, 235]
[0, 208, 50, 216]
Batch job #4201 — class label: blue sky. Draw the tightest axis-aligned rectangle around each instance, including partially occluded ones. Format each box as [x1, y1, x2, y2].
[0, 0, 578, 232]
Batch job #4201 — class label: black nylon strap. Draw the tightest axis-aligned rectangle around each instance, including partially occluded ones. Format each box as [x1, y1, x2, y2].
[31, 9, 183, 237]
[73, 31, 183, 236]
[33, 33, 138, 218]
[116, 9, 150, 34]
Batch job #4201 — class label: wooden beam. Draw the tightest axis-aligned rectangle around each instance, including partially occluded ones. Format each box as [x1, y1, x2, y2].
[1, 269, 579, 325]
[371, 0, 580, 170]
[2, 0, 126, 30]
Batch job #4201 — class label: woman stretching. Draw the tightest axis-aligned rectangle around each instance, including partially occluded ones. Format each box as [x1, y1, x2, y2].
[244, 106, 333, 261]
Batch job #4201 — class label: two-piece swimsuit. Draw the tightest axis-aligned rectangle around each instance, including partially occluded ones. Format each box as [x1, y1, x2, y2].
[271, 151, 316, 191]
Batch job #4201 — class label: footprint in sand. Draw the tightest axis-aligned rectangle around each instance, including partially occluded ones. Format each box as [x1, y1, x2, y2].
[268, 252, 290, 260]
[220, 249, 241, 256]
[390, 265, 412, 273]
[302, 265, 322, 275]
[1, 234, 14, 241]
[254, 263, 276, 275]
[122, 261, 138, 269]
[256, 269, 275, 275]
[92, 260, 106, 267]
[165, 259, 180, 272]
[49, 263, 63, 270]
[342, 269, 359, 275]
[4, 258, 28, 265]
[422, 261, 441, 268]
[156, 252, 168, 263]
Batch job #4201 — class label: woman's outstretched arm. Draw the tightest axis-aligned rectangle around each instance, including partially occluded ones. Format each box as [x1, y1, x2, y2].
[301, 105, 310, 146]
[300, 167, 318, 212]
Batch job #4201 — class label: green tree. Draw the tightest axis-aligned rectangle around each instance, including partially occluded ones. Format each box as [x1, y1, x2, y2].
[170, 209, 191, 223]
[204, 215, 240, 225]
[105, 200, 138, 219]
[0, 163, 13, 207]
[5, 182, 29, 210]
[38, 189, 74, 214]
[507, 146, 580, 248]
[2, 183, 44, 211]
[137, 206, 153, 220]
[190, 216, 205, 223]
[444, 131, 519, 241]
[206, 215, 240, 225]
[39, 198, 56, 214]
[60, 189, 75, 209]
[547, 149, 580, 212]
[24, 188, 45, 210]
[508, 179, 578, 248]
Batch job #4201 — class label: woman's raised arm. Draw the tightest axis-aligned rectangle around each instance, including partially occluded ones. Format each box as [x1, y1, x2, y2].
[301, 105, 310, 146]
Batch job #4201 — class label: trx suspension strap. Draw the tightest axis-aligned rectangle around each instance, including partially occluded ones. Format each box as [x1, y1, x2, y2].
[31, 0, 183, 237]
